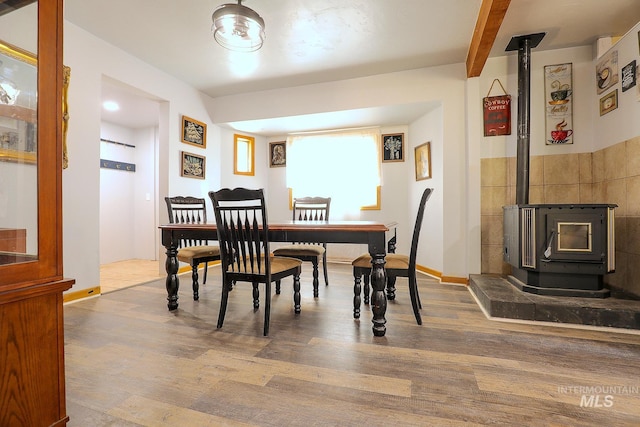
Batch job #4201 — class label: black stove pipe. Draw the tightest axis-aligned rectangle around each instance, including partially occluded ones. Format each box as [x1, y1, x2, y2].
[506, 33, 545, 205]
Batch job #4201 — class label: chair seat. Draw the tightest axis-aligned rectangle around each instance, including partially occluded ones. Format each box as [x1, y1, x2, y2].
[177, 245, 220, 263]
[352, 253, 409, 270]
[273, 244, 325, 257]
[230, 255, 302, 275]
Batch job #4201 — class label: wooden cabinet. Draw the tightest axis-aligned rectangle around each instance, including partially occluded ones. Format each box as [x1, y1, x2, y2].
[0, 1, 74, 426]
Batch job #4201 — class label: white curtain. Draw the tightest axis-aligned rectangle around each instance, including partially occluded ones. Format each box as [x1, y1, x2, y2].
[286, 128, 380, 216]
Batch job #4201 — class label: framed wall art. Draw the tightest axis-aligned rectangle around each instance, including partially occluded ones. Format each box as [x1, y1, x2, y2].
[269, 141, 286, 167]
[544, 63, 573, 145]
[381, 133, 404, 162]
[414, 142, 431, 181]
[596, 50, 618, 95]
[599, 90, 618, 116]
[180, 151, 206, 179]
[621, 60, 636, 92]
[181, 115, 206, 148]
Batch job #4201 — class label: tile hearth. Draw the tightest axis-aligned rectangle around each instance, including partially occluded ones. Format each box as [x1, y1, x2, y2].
[469, 274, 640, 330]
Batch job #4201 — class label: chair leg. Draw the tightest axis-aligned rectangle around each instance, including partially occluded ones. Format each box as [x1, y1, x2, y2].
[264, 281, 271, 336]
[203, 262, 209, 284]
[386, 276, 397, 301]
[275, 280, 281, 294]
[322, 253, 329, 286]
[408, 274, 422, 325]
[191, 264, 200, 301]
[363, 271, 371, 304]
[293, 274, 301, 314]
[311, 259, 320, 297]
[353, 270, 362, 319]
[217, 276, 231, 329]
[253, 282, 260, 309]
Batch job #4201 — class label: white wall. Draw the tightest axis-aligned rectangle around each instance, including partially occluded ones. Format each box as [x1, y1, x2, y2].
[64, 22, 222, 291]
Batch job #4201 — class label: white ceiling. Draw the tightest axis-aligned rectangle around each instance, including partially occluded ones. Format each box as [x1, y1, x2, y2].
[67, 0, 640, 134]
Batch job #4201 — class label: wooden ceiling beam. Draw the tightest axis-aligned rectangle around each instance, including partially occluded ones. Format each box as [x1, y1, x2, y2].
[466, 0, 511, 78]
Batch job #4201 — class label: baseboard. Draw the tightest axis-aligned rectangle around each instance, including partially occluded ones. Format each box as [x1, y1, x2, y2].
[63, 286, 100, 303]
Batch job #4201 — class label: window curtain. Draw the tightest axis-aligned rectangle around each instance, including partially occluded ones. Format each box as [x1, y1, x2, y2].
[286, 128, 381, 216]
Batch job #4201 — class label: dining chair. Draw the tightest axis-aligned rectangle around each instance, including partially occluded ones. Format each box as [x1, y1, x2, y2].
[272, 196, 331, 297]
[209, 188, 303, 336]
[351, 188, 433, 325]
[164, 196, 220, 301]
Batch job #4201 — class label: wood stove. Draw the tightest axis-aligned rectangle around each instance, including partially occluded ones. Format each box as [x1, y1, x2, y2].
[503, 204, 616, 297]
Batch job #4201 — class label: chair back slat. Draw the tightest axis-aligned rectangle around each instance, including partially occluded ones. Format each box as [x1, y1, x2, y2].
[408, 188, 434, 270]
[292, 197, 331, 246]
[165, 196, 210, 248]
[210, 188, 270, 279]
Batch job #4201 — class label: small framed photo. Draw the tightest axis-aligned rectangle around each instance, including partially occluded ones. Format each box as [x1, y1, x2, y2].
[414, 142, 432, 181]
[599, 90, 618, 116]
[181, 115, 207, 148]
[269, 141, 286, 167]
[180, 151, 206, 179]
[381, 133, 404, 162]
[622, 60, 636, 92]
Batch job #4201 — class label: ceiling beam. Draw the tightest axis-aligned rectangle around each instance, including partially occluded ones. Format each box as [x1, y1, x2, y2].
[466, 0, 511, 78]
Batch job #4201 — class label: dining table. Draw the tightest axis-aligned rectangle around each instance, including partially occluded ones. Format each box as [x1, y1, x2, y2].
[159, 220, 392, 336]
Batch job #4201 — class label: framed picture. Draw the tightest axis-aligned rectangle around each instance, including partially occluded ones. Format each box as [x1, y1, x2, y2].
[180, 151, 206, 179]
[621, 60, 636, 92]
[181, 115, 206, 148]
[544, 63, 573, 145]
[595, 50, 618, 95]
[269, 141, 286, 167]
[599, 90, 618, 116]
[414, 142, 431, 181]
[381, 133, 404, 162]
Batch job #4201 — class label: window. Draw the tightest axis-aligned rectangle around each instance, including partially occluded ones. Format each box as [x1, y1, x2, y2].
[286, 129, 381, 216]
[234, 133, 255, 176]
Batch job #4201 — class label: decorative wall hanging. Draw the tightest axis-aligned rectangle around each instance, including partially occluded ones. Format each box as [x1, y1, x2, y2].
[181, 115, 207, 148]
[414, 142, 431, 181]
[482, 79, 511, 136]
[596, 50, 618, 95]
[599, 90, 618, 116]
[269, 141, 286, 167]
[622, 60, 636, 92]
[544, 63, 573, 145]
[180, 151, 206, 179]
[381, 133, 405, 162]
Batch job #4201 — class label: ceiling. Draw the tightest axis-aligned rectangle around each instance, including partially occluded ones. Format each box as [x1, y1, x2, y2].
[65, 0, 640, 134]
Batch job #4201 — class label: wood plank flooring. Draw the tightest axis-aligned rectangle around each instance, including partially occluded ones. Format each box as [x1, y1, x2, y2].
[63, 263, 640, 426]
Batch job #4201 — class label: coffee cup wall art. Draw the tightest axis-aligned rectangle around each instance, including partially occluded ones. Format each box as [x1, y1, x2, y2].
[544, 63, 574, 145]
[596, 50, 619, 95]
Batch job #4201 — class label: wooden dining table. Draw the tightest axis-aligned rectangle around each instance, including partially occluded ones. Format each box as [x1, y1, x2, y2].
[159, 220, 392, 336]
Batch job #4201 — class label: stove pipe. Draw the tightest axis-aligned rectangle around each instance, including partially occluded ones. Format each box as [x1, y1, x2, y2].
[506, 33, 545, 205]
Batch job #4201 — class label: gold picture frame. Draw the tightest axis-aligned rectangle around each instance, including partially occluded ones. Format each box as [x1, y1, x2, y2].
[181, 115, 207, 148]
[599, 90, 618, 116]
[0, 40, 37, 165]
[180, 151, 206, 179]
[414, 142, 432, 181]
[381, 133, 404, 162]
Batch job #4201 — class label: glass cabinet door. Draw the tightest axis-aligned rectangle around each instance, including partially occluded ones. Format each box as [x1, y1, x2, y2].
[0, 2, 38, 267]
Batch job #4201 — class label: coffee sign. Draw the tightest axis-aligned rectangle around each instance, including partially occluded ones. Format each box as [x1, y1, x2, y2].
[483, 79, 511, 137]
[544, 63, 574, 145]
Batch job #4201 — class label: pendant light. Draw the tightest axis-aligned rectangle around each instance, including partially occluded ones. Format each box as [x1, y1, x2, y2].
[211, 0, 265, 52]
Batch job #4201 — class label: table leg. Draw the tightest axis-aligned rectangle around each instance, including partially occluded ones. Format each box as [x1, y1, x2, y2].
[165, 242, 180, 311]
[370, 253, 387, 336]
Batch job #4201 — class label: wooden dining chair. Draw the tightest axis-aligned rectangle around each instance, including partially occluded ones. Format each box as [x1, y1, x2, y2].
[209, 188, 303, 336]
[272, 196, 331, 297]
[164, 196, 220, 301]
[351, 188, 433, 325]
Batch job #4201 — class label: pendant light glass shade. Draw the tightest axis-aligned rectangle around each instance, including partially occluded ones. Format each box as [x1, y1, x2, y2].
[212, 1, 265, 52]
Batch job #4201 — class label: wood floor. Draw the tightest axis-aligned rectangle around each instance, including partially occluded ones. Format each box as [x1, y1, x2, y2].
[64, 263, 640, 426]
